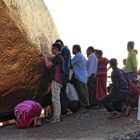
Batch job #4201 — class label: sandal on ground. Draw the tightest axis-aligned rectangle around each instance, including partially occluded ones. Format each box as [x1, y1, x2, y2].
[66, 109, 73, 115]
[49, 117, 60, 124]
[123, 106, 132, 117]
[108, 112, 121, 119]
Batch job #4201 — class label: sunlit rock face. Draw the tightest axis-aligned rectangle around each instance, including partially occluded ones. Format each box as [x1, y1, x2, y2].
[0, 0, 59, 119]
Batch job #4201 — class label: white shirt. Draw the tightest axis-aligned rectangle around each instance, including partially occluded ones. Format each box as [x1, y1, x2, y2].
[86, 53, 98, 77]
[66, 83, 79, 101]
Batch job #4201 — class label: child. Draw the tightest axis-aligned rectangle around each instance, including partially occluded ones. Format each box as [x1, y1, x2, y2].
[42, 43, 64, 123]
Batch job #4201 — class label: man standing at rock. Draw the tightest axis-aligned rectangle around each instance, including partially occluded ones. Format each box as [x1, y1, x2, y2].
[55, 39, 71, 115]
[71, 44, 89, 108]
[42, 43, 65, 123]
[86, 46, 98, 108]
[95, 50, 108, 108]
[124, 41, 138, 81]
[55, 39, 71, 80]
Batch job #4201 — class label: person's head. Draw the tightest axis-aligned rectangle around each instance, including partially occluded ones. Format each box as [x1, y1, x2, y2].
[127, 41, 134, 52]
[72, 44, 81, 55]
[55, 39, 64, 47]
[51, 43, 61, 55]
[95, 49, 103, 58]
[123, 58, 127, 66]
[94, 49, 98, 55]
[86, 46, 94, 57]
[109, 58, 118, 68]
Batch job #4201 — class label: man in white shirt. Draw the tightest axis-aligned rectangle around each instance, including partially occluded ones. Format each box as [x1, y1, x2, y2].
[61, 82, 80, 116]
[66, 83, 80, 113]
[86, 46, 98, 108]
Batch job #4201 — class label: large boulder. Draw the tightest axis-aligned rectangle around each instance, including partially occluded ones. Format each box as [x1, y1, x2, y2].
[0, 0, 59, 120]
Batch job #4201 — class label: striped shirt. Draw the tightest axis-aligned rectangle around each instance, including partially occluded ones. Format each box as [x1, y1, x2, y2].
[97, 57, 108, 76]
[66, 83, 79, 101]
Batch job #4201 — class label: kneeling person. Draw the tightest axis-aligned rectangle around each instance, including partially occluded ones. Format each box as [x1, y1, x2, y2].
[102, 58, 129, 119]
[14, 100, 42, 129]
[65, 82, 80, 114]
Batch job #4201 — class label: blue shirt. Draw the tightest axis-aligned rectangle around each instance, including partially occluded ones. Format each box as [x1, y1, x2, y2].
[86, 53, 98, 77]
[71, 52, 88, 84]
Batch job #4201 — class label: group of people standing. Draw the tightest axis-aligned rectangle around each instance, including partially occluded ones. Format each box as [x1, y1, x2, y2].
[14, 40, 139, 128]
[42, 40, 139, 122]
[42, 39, 111, 123]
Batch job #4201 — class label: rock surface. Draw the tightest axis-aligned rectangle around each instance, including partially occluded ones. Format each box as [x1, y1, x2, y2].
[0, 0, 59, 119]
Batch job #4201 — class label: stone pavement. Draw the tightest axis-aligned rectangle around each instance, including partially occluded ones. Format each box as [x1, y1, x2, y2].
[0, 109, 140, 140]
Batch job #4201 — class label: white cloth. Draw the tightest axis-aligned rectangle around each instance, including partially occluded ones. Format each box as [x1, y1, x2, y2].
[66, 83, 79, 101]
[51, 80, 62, 120]
[86, 53, 98, 77]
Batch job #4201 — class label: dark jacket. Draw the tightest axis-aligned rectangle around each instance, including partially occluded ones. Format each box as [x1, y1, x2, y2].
[111, 67, 129, 92]
[61, 46, 71, 77]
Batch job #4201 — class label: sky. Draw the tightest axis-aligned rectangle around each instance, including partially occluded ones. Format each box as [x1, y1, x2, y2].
[44, 0, 140, 68]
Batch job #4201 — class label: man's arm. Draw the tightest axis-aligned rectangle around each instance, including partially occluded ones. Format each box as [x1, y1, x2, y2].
[71, 54, 80, 66]
[131, 52, 137, 77]
[133, 67, 137, 74]
[42, 53, 53, 68]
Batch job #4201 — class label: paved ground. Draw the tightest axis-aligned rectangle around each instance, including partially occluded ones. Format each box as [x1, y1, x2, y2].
[0, 108, 140, 140]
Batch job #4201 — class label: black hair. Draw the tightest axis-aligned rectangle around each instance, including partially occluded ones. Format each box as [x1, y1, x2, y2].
[109, 58, 118, 67]
[127, 41, 134, 49]
[52, 43, 62, 51]
[73, 44, 81, 52]
[87, 46, 95, 52]
[96, 50, 103, 57]
[94, 49, 98, 53]
[55, 39, 64, 46]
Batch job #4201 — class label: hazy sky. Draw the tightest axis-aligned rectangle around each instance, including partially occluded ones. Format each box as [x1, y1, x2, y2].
[44, 0, 140, 68]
